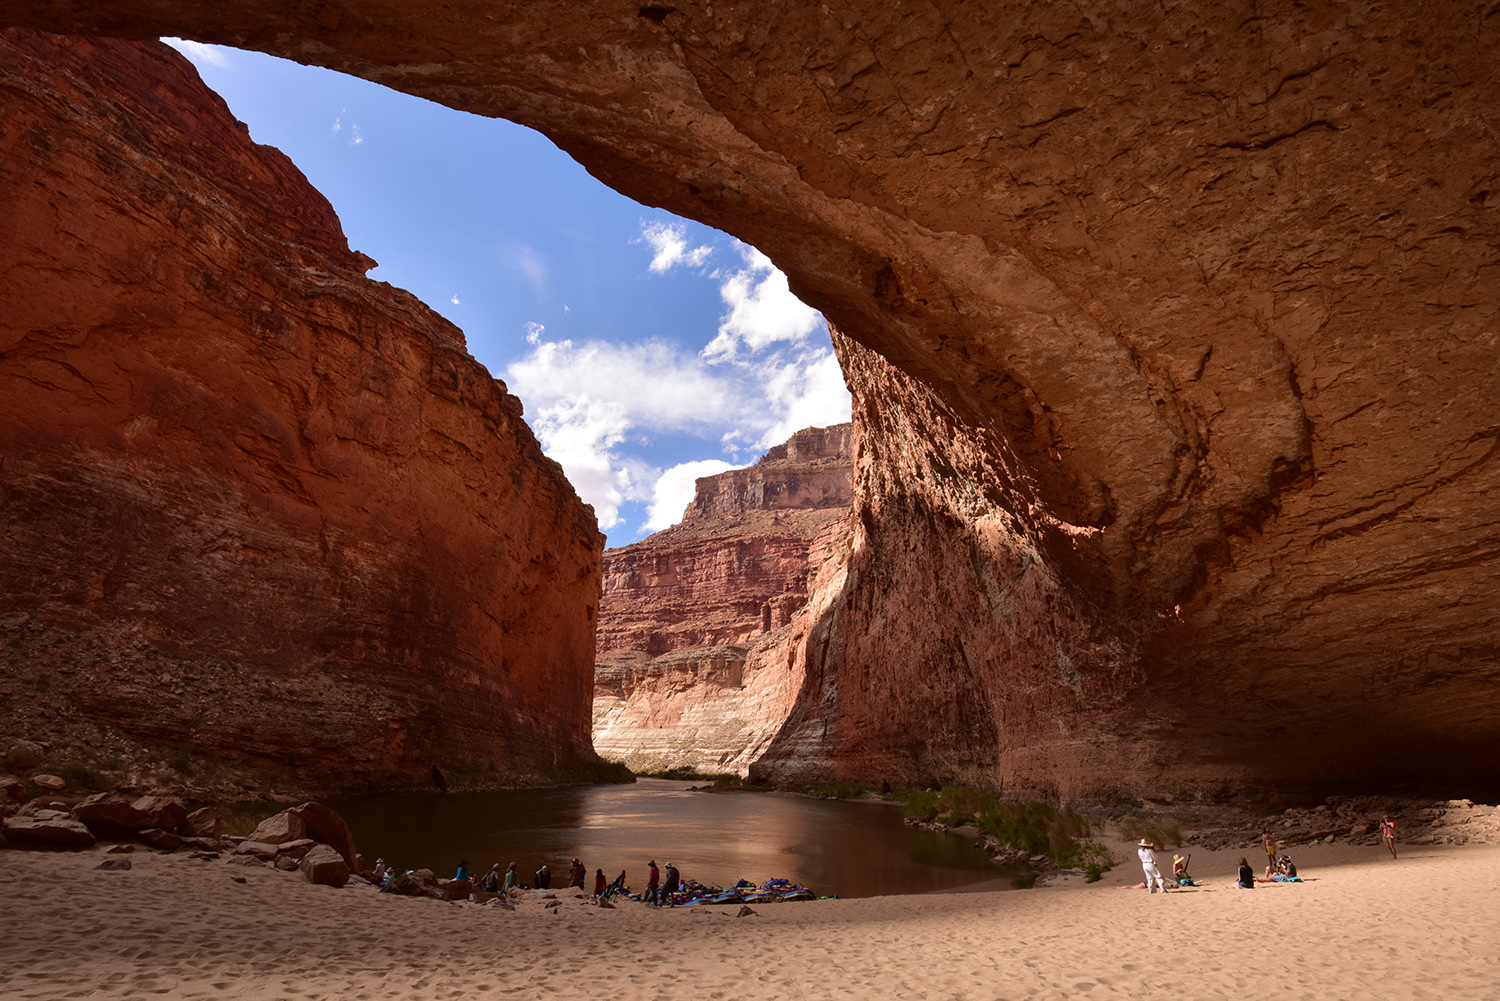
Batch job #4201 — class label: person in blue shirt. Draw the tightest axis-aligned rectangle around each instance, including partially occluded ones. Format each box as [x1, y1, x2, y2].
[454, 859, 470, 881]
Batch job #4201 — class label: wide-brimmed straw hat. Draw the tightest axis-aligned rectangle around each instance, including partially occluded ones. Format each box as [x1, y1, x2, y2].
[1137, 839, 1155, 848]
[1173, 854, 1185, 863]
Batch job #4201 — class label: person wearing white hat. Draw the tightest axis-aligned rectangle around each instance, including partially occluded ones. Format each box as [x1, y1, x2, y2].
[1137, 839, 1166, 893]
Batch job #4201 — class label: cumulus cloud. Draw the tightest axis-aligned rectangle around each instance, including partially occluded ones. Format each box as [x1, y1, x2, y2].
[161, 38, 231, 69]
[638, 220, 714, 273]
[450, 293, 461, 305]
[701, 244, 823, 361]
[643, 459, 741, 532]
[507, 239, 850, 537]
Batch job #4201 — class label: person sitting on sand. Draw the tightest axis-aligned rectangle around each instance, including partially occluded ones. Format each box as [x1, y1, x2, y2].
[480, 864, 502, 892]
[454, 860, 470, 882]
[1137, 839, 1166, 894]
[504, 862, 519, 892]
[1236, 857, 1256, 889]
[1270, 855, 1301, 882]
[1380, 816, 1398, 860]
[593, 868, 606, 899]
[371, 858, 388, 884]
[1172, 853, 1197, 886]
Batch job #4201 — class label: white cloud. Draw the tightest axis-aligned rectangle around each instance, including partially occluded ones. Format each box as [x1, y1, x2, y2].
[643, 460, 740, 532]
[508, 239, 850, 537]
[754, 349, 851, 448]
[638, 220, 714, 273]
[161, 38, 231, 69]
[450, 293, 461, 305]
[701, 244, 822, 361]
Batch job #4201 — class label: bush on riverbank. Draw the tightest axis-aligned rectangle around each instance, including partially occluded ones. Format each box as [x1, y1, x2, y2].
[814, 782, 868, 800]
[896, 788, 1112, 869]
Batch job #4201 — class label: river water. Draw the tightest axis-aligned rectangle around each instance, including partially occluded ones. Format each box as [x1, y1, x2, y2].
[325, 779, 1029, 898]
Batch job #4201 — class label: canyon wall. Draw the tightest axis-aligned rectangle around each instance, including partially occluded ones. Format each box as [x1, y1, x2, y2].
[592, 426, 852, 774]
[0, 31, 604, 796]
[6, 2, 1500, 800]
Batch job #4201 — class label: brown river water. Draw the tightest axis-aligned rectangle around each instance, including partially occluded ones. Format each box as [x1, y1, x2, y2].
[324, 779, 1031, 898]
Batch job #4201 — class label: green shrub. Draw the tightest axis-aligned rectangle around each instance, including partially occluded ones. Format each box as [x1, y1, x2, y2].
[1117, 816, 1183, 850]
[1083, 860, 1109, 883]
[893, 788, 1115, 869]
[3, 747, 40, 772]
[813, 782, 868, 800]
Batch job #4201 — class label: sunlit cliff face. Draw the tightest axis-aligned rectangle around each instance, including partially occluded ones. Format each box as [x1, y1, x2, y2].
[4, 1, 1500, 800]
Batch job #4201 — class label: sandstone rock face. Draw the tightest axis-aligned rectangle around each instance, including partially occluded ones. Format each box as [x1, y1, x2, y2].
[592, 426, 852, 773]
[0, 31, 602, 794]
[5, 5, 1500, 798]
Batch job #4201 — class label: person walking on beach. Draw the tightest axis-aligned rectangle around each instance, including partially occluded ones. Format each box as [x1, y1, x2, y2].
[646, 860, 660, 904]
[1137, 839, 1165, 893]
[1262, 825, 1278, 877]
[1380, 816, 1397, 859]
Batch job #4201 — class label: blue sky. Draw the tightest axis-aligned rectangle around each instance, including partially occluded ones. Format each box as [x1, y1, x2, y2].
[163, 39, 850, 546]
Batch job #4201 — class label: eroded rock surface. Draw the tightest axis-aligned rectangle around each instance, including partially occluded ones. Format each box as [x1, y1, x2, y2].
[0, 31, 603, 794]
[5, 3, 1500, 799]
[592, 426, 852, 773]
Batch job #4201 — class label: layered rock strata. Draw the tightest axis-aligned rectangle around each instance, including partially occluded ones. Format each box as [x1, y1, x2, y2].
[5, 3, 1500, 799]
[0, 31, 603, 795]
[592, 425, 852, 773]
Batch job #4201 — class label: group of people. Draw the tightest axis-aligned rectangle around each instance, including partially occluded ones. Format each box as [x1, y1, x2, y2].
[1135, 813, 1400, 892]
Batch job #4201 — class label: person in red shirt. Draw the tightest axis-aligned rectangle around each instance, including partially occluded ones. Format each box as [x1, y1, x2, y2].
[646, 860, 660, 905]
[593, 868, 606, 900]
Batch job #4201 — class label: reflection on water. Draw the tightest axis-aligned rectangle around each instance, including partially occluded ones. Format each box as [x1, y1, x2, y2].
[325, 779, 1028, 898]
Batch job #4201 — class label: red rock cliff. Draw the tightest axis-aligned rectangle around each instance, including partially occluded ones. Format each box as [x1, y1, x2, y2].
[6, 3, 1500, 800]
[592, 425, 852, 773]
[0, 31, 603, 795]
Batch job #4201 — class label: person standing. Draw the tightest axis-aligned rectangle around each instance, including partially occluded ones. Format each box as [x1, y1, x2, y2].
[1262, 825, 1278, 877]
[504, 861, 519, 892]
[646, 860, 660, 905]
[593, 867, 607, 900]
[535, 864, 552, 889]
[661, 862, 681, 907]
[568, 857, 586, 889]
[1137, 839, 1165, 893]
[1380, 816, 1398, 859]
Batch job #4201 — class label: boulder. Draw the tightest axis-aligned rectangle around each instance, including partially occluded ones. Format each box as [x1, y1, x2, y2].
[470, 887, 500, 905]
[2, 816, 96, 848]
[439, 878, 473, 901]
[105, 843, 135, 854]
[286, 803, 357, 869]
[181, 807, 222, 840]
[273, 838, 316, 861]
[227, 855, 265, 867]
[232, 840, 282, 861]
[384, 869, 442, 898]
[274, 856, 299, 872]
[180, 836, 221, 851]
[298, 844, 350, 888]
[72, 793, 149, 837]
[0, 776, 27, 804]
[246, 810, 307, 846]
[31, 774, 65, 791]
[19, 799, 68, 817]
[95, 858, 132, 871]
[129, 796, 187, 831]
[138, 828, 182, 851]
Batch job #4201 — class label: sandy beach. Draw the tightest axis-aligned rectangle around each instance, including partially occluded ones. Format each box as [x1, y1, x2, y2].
[1, 836, 1495, 1000]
